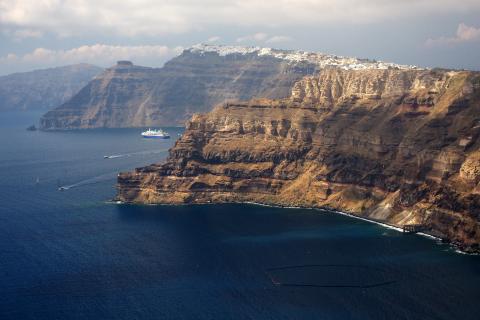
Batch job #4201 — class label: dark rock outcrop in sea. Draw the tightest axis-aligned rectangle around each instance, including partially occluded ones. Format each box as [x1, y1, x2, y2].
[117, 67, 480, 252]
[0, 64, 102, 112]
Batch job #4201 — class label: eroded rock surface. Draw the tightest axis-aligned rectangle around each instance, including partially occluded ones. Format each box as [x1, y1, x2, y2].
[117, 68, 480, 252]
[40, 44, 423, 129]
[40, 48, 323, 129]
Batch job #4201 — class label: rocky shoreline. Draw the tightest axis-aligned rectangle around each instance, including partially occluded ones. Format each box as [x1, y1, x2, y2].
[114, 198, 479, 255]
[117, 67, 480, 253]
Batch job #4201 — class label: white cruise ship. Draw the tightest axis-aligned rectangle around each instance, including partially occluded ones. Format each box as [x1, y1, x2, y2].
[141, 128, 170, 139]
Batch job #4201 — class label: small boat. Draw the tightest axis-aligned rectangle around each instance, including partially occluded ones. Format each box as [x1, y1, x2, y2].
[141, 128, 170, 139]
[58, 186, 68, 191]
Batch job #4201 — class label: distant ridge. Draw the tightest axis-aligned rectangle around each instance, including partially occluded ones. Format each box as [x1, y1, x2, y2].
[40, 44, 425, 130]
[0, 64, 103, 112]
[188, 44, 422, 70]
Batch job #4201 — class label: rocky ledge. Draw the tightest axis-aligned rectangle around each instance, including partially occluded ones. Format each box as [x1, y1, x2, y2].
[117, 67, 480, 253]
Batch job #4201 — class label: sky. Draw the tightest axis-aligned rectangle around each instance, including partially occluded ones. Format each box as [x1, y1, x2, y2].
[0, 0, 479, 75]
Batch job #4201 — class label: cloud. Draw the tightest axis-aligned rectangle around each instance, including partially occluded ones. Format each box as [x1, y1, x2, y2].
[1, 1, 480, 38]
[265, 35, 292, 44]
[426, 23, 480, 46]
[236, 32, 268, 43]
[2, 28, 43, 41]
[236, 32, 292, 45]
[0, 44, 183, 74]
[207, 36, 221, 42]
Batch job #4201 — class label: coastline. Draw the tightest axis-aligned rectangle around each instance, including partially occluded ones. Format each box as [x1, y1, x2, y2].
[114, 198, 478, 255]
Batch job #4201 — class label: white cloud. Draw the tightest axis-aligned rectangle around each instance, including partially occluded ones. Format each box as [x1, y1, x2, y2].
[207, 36, 221, 42]
[426, 23, 480, 46]
[236, 32, 292, 45]
[235, 36, 247, 43]
[265, 35, 292, 44]
[0, 44, 183, 73]
[2, 28, 43, 41]
[253, 33, 268, 41]
[236, 32, 268, 43]
[1, 1, 480, 38]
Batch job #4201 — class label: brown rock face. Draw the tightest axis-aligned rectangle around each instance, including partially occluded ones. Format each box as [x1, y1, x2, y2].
[117, 68, 480, 252]
[40, 50, 321, 129]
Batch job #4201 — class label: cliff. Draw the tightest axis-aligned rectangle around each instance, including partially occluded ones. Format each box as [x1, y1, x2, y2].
[0, 64, 102, 111]
[40, 44, 418, 129]
[40, 51, 316, 129]
[117, 67, 480, 252]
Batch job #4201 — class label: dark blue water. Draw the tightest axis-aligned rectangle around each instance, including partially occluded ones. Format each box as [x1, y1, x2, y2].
[1, 112, 480, 320]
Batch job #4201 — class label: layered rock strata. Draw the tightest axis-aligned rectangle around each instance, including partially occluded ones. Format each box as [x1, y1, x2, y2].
[117, 67, 480, 252]
[40, 48, 321, 129]
[40, 44, 421, 129]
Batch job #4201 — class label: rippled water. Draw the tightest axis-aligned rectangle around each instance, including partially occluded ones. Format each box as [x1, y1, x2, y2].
[1, 112, 479, 320]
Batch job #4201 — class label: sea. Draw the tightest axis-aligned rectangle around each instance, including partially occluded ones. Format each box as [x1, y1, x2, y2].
[1, 112, 479, 320]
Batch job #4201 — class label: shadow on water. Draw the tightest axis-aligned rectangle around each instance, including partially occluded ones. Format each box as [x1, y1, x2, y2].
[265, 264, 398, 289]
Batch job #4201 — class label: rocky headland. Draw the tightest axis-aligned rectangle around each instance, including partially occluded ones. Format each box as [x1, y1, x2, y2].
[40, 44, 419, 130]
[117, 67, 480, 252]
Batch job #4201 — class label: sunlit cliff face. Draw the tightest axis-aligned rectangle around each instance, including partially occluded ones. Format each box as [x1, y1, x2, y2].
[117, 68, 480, 252]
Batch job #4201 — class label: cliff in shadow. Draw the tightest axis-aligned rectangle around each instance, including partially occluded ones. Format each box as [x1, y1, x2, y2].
[0, 64, 102, 112]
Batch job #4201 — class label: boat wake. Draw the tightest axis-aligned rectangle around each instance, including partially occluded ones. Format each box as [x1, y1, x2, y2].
[103, 148, 169, 159]
[58, 171, 119, 191]
[104, 155, 123, 159]
[59, 149, 170, 191]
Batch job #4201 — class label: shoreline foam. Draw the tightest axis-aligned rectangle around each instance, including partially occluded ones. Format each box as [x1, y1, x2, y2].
[113, 199, 478, 254]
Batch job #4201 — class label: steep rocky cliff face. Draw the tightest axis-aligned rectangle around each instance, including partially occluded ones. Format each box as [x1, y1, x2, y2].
[41, 62, 160, 128]
[0, 64, 102, 111]
[117, 67, 480, 252]
[40, 48, 321, 129]
[40, 44, 419, 129]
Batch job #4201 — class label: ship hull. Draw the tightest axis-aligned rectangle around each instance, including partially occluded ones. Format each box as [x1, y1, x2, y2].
[142, 135, 170, 139]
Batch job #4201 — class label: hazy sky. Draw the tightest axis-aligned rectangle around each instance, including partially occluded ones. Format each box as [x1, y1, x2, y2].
[0, 0, 479, 75]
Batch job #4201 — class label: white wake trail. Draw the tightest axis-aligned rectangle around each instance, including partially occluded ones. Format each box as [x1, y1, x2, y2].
[103, 148, 169, 159]
[60, 148, 170, 191]
[60, 171, 119, 190]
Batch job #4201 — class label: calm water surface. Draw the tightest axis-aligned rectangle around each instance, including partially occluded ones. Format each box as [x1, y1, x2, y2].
[0, 112, 479, 320]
